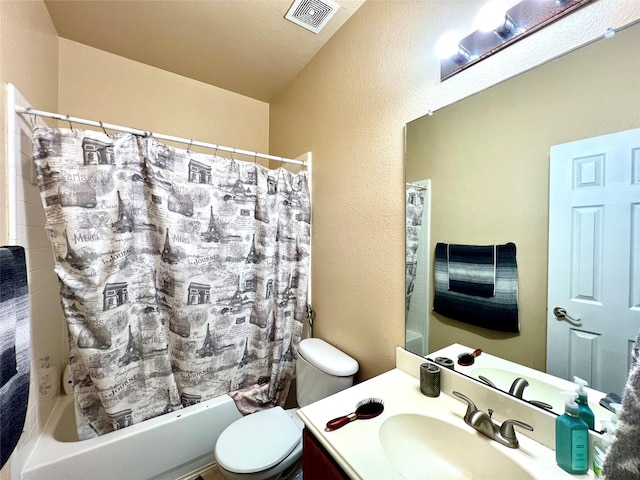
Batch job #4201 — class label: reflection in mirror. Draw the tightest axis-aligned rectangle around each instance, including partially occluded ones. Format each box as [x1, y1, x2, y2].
[406, 180, 430, 356]
[429, 344, 616, 432]
[404, 22, 640, 430]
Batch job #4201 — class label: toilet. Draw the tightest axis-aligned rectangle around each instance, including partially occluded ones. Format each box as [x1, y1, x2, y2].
[214, 338, 359, 480]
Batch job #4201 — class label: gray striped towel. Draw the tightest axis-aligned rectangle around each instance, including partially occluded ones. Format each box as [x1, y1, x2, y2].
[434, 242, 519, 333]
[0, 246, 30, 469]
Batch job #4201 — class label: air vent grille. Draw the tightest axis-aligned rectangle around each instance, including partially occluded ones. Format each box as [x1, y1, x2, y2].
[285, 0, 339, 34]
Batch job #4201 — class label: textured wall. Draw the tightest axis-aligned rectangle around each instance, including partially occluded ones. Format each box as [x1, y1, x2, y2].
[270, 1, 640, 381]
[0, 2, 59, 479]
[58, 39, 270, 158]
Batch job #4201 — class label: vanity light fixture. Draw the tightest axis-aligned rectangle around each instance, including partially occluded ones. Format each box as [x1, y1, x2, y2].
[437, 0, 592, 81]
[435, 32, 471, 65]
[475, 1, 515, 37]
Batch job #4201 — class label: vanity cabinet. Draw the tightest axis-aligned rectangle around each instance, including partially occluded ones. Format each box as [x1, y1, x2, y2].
[302, 428, 350, 480]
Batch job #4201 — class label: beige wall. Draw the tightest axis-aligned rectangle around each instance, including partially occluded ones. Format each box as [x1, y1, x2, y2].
[406, 24, 640, 371]
[270, 1, 640, 382]
[0, 2, 59, 479]
[58, 39, 270, 158]
[0, 0, 59, 242]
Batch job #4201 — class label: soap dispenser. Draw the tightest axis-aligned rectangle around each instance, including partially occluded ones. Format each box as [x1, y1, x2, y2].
[574, 376, 595, 429]
[556, 391, 589, 474]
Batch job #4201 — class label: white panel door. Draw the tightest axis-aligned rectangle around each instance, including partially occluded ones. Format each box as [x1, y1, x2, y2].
[547, 128, 640, 395]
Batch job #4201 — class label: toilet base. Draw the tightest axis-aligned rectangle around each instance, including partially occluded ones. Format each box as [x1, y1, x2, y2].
[216, 458, 301, 480]
[275, 458, 302, 480]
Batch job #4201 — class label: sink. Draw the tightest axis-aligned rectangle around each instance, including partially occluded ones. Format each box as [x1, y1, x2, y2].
[379, 413, 535, 480]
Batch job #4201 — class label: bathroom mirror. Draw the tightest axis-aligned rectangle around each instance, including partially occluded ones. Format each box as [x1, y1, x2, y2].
[404, 21, 640, 431]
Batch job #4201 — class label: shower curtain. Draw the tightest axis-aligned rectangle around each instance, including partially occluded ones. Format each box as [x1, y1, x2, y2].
[32, 126, 310, 438]
[405, 184, 425, 316]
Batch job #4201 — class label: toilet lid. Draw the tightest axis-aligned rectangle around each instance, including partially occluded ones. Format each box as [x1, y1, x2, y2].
[298, 338, 359, 376]
[215, 407, 301, 474]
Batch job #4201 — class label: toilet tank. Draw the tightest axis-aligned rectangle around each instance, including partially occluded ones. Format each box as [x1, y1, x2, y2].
[296, 338, 359, 407]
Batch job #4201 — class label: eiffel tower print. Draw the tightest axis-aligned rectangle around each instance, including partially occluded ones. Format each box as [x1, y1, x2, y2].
[246, 234, 258, 264]
[196, 324, 215, 358]
[200, 206, 221, 242]
[119, 325, 142, 366]
[161, 228, 180, 264]
[63, 229, 84, 268]
[112, 191, 133, 233]
[238, 338, 251, 368]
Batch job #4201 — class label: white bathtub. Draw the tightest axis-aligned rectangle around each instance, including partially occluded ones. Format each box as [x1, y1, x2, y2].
[22, 394, 243, 480]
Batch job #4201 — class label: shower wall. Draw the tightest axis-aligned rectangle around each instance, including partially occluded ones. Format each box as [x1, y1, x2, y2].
[406, 180, 430, 356]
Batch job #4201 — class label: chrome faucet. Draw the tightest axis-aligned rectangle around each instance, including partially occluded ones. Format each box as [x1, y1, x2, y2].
[477, 376, 553, 410]
[479, 375, 529, 398]
[452, 391, 534, 449]
[508, 377, 529, 398]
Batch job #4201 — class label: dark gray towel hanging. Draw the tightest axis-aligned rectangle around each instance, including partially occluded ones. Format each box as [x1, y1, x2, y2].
[434, 242, 519, 333]
[447, 244, 496, 298]
[0, 246, 30, 469]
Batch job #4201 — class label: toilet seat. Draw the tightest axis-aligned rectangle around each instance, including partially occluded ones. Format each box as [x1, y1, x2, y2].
[215, 407, 301, 475]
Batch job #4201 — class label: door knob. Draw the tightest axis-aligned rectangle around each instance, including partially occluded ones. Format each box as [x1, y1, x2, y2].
[553, 307, 582, 326]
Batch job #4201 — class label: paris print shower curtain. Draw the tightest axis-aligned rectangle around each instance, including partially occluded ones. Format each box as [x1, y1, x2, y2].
[405, 184, 425, 316]
[32, 126, 310, 438]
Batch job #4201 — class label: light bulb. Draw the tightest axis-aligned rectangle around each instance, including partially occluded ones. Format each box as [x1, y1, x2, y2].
[475, 1, 510, 33]
[435, 32, 471, 65]
[435, 32, 462, 60]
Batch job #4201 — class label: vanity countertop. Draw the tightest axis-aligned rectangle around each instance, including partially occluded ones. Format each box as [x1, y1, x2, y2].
[297, 366, 594, 479]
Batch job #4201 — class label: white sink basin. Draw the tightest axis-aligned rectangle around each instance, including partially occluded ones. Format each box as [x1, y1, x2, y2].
[379, 413, 535, 480]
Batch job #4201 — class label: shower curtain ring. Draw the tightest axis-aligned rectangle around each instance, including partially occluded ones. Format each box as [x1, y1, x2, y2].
[66, 114, 74, 132]
[231, 147, 236, 160]
[99, 121, 111, 138]
[253, 152, 258, 165]
[187, 139, 193, 153]
[26, 107, 37, 128]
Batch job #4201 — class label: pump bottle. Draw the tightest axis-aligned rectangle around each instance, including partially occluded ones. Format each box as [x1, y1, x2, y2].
[574, 376, 595, 429]
[556, 391, 589, 474]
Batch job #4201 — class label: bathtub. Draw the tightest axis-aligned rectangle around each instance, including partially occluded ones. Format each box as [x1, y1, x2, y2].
[22, 394, 243, 480]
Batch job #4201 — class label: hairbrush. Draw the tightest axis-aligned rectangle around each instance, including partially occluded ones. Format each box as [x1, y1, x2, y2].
[458, 348, 482, 366]
[325, 398, 384, 431]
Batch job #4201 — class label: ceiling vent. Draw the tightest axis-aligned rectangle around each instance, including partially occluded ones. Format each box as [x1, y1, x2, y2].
[285, 0, 339, 34]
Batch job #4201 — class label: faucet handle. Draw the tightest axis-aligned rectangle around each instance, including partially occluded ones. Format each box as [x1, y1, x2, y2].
[452, 391, 477, 422]
[500, 419, 534, 442]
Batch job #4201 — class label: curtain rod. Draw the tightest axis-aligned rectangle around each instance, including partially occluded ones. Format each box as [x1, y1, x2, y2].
[406, 182, 427, 191]
[14, 105, 305, 167]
